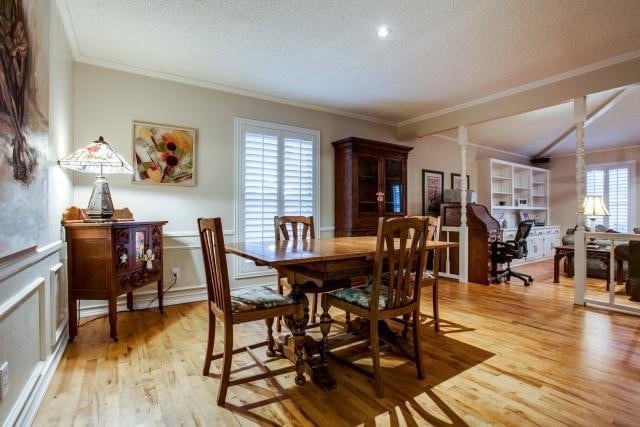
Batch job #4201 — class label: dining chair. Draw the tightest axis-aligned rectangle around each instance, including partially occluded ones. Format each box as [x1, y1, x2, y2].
[274, 216, 317, 331]
[320, 216, 429, 398]
[198, 217, 306, 405]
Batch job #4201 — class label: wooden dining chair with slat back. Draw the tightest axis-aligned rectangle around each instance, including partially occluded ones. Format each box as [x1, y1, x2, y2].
[198, 217, 306, 405]
[320, 216, 429, 398]
[274, 216, 316, 332]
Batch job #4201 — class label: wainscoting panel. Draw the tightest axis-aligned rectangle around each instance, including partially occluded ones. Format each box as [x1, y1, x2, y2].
[49, 262, 67, 349]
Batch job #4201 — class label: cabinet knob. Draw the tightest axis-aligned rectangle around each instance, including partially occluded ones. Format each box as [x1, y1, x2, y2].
[376, 191, 384, 202]
[120, 253, 128, 265]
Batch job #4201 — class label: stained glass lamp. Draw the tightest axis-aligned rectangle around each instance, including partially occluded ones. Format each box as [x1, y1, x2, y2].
[58, 136, 134, 221]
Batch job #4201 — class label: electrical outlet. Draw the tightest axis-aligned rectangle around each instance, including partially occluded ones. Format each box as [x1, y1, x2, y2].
[0, 361, 8, 401]
[171, 267, 180, 278]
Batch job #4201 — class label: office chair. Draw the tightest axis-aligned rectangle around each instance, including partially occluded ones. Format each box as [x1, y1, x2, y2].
[491, 219, 535, 286]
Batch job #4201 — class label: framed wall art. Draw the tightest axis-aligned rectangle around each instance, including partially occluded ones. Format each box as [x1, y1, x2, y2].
[422, 169, 444, 215]
[132, 121, 197, 186]
[451, 173, 470, 190]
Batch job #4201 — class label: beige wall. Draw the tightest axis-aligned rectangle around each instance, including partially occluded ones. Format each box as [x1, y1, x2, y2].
[73, 64, 398, 299]
[549, 146, 639, 233]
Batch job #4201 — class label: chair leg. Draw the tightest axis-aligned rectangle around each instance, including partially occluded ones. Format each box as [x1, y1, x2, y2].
[433, 281, 440, 332]
[265, 317, 276, 357]
[320, 295, 331, 367]
[202, 312, 216, 375]
[369, 317, 384, 398]
[401, 313, 410, 339]
[310, 293, 318, 324]
[292, 307, 306, 386]
[217, 323, 233, 406]
[276, 282, 283, 333]
[412, 309, 425, 380]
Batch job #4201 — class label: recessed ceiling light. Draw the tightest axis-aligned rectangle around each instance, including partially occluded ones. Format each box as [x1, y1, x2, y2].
[377, 26, 389, 38]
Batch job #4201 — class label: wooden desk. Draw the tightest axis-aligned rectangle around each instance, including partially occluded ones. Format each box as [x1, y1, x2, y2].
[225, 236, 457, 388]
[63, 212, 167, 342]
[553, 245, 612, 288]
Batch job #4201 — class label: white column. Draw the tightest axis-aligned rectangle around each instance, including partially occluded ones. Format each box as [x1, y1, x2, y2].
[458, 126, 469, 283]
[574, 96, 587, 305]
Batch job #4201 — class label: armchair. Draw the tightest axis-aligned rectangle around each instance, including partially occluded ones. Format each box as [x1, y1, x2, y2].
[491, 220, 535, 285]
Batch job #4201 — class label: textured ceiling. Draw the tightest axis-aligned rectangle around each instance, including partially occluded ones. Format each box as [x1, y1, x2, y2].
[441, 87, 640, 157]
[64, 0, 640, 123]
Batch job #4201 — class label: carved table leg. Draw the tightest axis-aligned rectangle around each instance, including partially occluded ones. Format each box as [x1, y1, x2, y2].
[277, 285, 336, 390]
[108, 296, 118, 342]
[553, 253, 562, 283]
[126, 292, 134, 310]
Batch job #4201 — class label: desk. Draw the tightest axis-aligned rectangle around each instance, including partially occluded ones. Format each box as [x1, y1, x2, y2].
[225, 236, 457, 389]
[553, 245, 612, 288]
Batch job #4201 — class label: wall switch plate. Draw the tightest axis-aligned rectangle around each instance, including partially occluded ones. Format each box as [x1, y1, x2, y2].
[0, 361, 8, 401]
[171, 267, 180, 278]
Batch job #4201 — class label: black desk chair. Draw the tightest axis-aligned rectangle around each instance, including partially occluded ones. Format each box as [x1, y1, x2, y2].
[491, 220, 535, 286]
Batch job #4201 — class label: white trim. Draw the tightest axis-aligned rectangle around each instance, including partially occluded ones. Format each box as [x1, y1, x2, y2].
[431, 134, 530, 160]
[49, 262, 67, 348]
[0, 241, 62, 282]
[78, 285, 209, 317]
[164, 245, 201, 251]
[164, 230, 234, 238]
[11, 328, 68, 427]
[550, 144, 640, 158]
[0, 277, 47, 427]
[583, 300, 640, 317]
[399, 49, 640, 126]
[54, 1, 392, 127]
[319, 226, 335, 232]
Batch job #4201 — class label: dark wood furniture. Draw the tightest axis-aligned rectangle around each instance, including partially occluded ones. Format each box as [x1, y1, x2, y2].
[321, 217, 429, 398]
[274, 215, 316, 332]
[333, 137, 413, 237]
[62, 207, 167, 342]
[553, 245, 612, 288]
[224, 236, 457, 390]
[440, 203, 501, 285]
[198, 218, 306, 405]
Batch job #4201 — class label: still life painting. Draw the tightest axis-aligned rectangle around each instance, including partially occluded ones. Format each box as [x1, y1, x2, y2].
[0, 0, 49, 261]
[132, 121, 196, 186]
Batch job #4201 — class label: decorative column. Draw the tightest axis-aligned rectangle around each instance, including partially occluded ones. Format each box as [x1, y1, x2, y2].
[458, 125, 469, 283]
[574, 96, 587, 305]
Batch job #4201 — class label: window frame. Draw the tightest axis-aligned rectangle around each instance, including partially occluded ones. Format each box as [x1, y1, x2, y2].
[234, 117, 320, 278]
[585, 160, 636, 232]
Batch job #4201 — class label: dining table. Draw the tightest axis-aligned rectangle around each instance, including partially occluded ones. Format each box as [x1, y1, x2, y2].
[225, 236, 458, 390]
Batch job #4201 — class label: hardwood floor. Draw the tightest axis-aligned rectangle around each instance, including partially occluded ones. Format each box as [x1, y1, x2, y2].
[35, 260, 640, 426]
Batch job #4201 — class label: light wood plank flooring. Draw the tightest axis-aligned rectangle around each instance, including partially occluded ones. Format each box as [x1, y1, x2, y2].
[35, 260, 640, 426]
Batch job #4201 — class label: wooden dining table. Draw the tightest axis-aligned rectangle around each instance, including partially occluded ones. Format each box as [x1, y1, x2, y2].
[225, 236, 458, 390]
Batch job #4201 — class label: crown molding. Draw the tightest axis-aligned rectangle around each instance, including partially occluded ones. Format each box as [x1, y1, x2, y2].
[54, 1, 394, 127]
[431, 134, 530, 160]
[550, 143, 640, 159]
[398, 49, 640, 127]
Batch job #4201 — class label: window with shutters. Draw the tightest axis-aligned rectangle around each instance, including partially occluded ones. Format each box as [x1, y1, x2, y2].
[585, 162, 635, 232]
[235, 118, 319, 277]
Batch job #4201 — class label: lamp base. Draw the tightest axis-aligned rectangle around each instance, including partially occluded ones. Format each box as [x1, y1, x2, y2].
[86, 176, 115, 220]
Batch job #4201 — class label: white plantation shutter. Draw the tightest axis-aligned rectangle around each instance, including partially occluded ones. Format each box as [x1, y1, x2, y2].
[586, 163, 634, 232]
[236, 119, 319, 276]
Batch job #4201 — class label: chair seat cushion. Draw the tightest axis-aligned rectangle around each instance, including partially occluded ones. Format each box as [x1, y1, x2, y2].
[327, 284, 388, 310]
[230, 285, 294, 313]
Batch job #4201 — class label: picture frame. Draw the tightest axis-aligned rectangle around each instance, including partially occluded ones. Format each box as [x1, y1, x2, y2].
[517, 198, 528, 205]
[451, 173, 470, 190]
[132, 121, 197, 186]
[422, 169, 444, 215]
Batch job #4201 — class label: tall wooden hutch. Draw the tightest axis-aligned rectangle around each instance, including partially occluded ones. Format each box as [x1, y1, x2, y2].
[333, 137, 413, 236]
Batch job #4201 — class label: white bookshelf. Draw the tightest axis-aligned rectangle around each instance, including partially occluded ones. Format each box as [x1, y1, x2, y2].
[477, 158, 560, 264]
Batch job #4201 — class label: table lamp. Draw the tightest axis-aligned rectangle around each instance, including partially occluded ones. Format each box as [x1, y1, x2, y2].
[583, 195, 609, 247]
[58, 136, 134, 221]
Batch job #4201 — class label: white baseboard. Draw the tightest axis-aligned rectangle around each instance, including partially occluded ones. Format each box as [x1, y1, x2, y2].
[4, 325, 68, 427]
[79, 285, 208, 318]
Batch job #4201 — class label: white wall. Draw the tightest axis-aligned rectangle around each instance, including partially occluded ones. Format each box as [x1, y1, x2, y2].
[549, 146, 640, 233]
[0, 2, 74, 425]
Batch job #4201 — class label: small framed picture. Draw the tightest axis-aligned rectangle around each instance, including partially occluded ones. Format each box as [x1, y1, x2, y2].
[517, 198, 528, 205]
[451, 173, 470, 190]
[422, 169, 444, 215]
